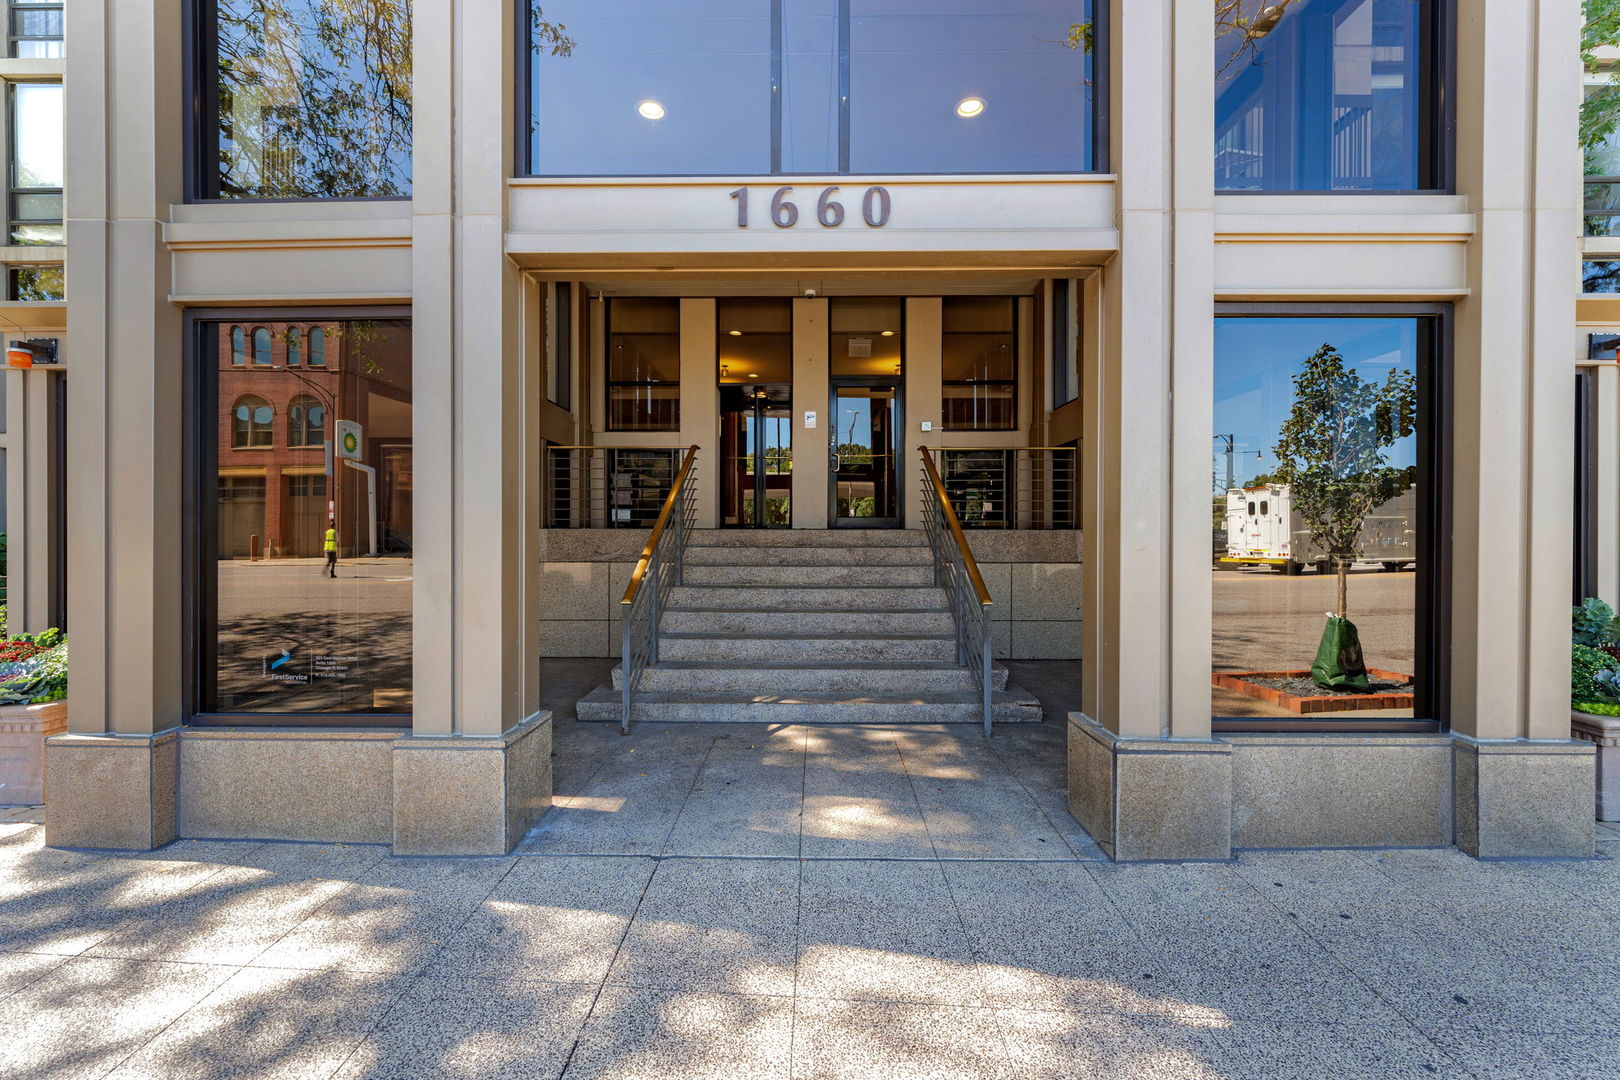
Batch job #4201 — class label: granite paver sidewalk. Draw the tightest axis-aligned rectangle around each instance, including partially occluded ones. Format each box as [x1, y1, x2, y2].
[3, 719, 1619, 1079]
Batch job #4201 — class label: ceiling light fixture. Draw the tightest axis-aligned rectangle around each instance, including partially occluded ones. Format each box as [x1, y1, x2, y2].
[955, 96, 986, 119]
[1249, 5, 1286, 37]
[728, 329, 742, 336]
[880, 330, 895, 337]
[748, 373, 760, 379]
[636, 99, 667, 120]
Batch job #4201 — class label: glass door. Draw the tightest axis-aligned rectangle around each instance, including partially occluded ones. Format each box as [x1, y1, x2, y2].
[720, 384, 793, 527]
[830, 381, 901, 527]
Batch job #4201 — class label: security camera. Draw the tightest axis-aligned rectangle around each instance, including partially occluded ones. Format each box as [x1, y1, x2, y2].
[803, 288, 817, 300]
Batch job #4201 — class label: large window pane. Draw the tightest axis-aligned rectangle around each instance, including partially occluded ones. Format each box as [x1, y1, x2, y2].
[1215, 0, 1435, 192]
[205, 317, 413, 715]
[527, 0, 1096, 176]
[530, 1, 773, 176]
[11, 81, 60, 246]
[209, 1, 412, 198]
[608, 298, 681, 430]
[847, 0, 1093, 174]
[942, 296, 1015, 430]
[1213, 316, 1429, 721]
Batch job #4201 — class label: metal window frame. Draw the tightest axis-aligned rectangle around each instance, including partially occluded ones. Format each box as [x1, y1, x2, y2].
[516, 0, 1109, 179]
[940, 295, 1019, 433]
[1210, 302, 1453, 735]
[604, 297, 682, 433]
[7, 1, 62, 60]
[7, 80, 61, 248]
[184, 305, 415, 730]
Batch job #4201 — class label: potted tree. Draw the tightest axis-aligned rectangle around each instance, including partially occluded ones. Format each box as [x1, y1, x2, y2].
[0, 629, 68, 807]
[1272, 344, 1416, 691]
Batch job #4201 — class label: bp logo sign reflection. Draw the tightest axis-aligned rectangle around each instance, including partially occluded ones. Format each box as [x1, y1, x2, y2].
[335, 420, 363, 461]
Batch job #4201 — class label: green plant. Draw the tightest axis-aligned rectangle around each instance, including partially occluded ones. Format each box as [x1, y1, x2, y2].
[0, 628, 66, 705]
[1574, 643, 1620, 705]
[1576, 701, 1620, 716]
[1574, 597, 1620, 648]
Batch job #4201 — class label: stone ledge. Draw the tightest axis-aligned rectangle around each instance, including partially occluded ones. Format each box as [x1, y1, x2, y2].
[1453, 735, 1595, 858]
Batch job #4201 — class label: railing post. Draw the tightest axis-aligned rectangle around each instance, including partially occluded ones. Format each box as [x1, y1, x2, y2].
[648, 567, 660, 665]
[620, 614, 632, 735]
[982, 629, 993, 737]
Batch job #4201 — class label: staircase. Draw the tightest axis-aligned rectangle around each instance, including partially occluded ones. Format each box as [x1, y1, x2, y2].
[576, 530, 1043, 726]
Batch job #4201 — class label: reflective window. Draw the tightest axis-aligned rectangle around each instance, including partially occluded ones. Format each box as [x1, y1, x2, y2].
[203, 1, 412, 199]
[527, 0, 1096, 176]
[10, 1, 62, 58]
[829, 297, 903, 378]
[607, 298, 681, 431]
[10, 82, 61, 246]
[287, 327, 302, 367]
[942, 296, 1015, 430]
[309, 326, 327, 366]
[544, 283, 572, 409]
[1215, 0, 1442, 192]
[252, 327, 273, 365]
[202, 317, 413, 716]
[1213, 315, 1437, 722]
[1051, 279, 1079, 408]
[230, 326, 246, 365]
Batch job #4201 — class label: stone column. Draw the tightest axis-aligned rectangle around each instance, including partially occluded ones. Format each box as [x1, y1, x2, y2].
[6, 364, 65, 634]
[394, 0, 551, 854]
[1449, 0, 1593, 856]
[1069, 0, 1229, 860]
[45, 0, 184, 850]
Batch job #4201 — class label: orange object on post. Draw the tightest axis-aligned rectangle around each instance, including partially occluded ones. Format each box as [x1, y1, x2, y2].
[6, 342, 32, 369]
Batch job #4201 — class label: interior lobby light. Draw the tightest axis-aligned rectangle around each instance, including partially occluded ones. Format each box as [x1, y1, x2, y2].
[728, 329, 743, 336]
[636, 99, 666, 120]
[748, 373, 760, 379]
[880, 330, 895, 337]
[955, 97, 986, 119]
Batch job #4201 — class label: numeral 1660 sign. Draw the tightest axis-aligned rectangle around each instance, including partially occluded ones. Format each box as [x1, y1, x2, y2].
[728, 185, 891, 229]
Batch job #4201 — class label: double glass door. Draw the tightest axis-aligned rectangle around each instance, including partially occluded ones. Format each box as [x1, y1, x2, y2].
[720, 384, 792, 527]
[830, 380, 901, 528]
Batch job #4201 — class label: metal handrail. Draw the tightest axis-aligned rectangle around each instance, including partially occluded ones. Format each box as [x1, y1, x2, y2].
[545, 445, 686, 528]
[919, 446, 995, 735]
[935, 445, 1078, 530]
[618, 445, 700, 735]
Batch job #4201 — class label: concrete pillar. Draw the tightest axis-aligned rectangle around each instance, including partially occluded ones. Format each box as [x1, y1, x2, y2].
[45, 0, 184, 850]
[1448, 0, 1593, 856]
[792, 298, 830, 529]
[395, 0, 550, 855]
[680, 299, 719, 528]
[5, 365, 65, 634]
[904, 297, 943, 530]
[1069, 0, 1228, 861]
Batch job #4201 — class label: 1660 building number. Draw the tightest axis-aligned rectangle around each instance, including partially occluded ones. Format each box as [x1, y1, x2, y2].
[728, 185, 891, 229]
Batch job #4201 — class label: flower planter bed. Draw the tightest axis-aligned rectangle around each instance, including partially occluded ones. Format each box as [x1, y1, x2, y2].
[0, 699, 66, 805]
[1212, 670, 1415, 714]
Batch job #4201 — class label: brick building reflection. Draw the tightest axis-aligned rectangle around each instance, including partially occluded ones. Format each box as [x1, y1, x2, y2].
[216, 319, 412, 559]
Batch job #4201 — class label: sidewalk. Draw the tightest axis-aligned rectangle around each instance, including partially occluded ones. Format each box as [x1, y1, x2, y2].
[2, 782, 1618, 1077]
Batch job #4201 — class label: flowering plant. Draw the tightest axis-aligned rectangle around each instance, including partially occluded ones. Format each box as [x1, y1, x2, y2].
[0, 628, 66, 705]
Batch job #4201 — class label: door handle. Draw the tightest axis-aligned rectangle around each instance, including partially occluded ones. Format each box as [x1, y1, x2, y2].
[830, 452, 842, 471]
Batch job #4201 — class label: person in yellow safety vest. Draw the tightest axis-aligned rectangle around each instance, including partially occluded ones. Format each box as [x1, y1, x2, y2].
[324, 526, 338, 578]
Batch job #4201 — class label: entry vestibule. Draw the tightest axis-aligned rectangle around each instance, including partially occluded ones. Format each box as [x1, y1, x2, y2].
[579, 291, 1040, 532]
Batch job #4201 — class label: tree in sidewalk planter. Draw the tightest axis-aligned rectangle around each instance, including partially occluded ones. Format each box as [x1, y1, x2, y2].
[1271, 344, 1417, 691]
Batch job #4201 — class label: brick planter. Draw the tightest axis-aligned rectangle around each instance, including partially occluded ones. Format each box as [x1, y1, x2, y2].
[1213, 671, 1415, 714]
[0, 700, 67, 806]
[1572, 709, 1620, 822]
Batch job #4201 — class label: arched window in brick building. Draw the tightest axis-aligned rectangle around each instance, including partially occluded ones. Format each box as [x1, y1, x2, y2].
[288, 394, 325, 448]
[231, 395, 273, 448]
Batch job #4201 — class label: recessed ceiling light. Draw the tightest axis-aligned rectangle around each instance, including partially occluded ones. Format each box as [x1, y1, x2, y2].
[955, 97, 986, 119]
[747, 373, 760, 378]
[637, 99, 666, 120]
[880, 330, 895, 337]
[728, 329, 742, 336]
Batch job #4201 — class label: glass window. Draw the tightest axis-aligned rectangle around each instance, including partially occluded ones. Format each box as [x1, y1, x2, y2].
[1213, 315, 1436, 722]
[607, 298, 681, 431]
[204, 0, 412, 199]
[942, 296, 1015, 431]
[308, 326, 327, 366]
[545, 283, 572, 409]
[718, 298, 793, 384]
[829, 297, 903, 378]
[288, 394, 326, 447]
[286, 327, 302, 366]
[252, 327, 273, 365]
[527, 0, 1097, 176]
[10, 2, 62, 58]
[10, 81, 61, 246]
[8, 264, 61, 301]
[1051, 279, 1079, 408]
[1585, 260, 1620, 293]
[230, 326, 246, 365]
[202, 316, 413, 716]
[1215, 0, 1442, 192]
[231, 395, 274, 448]
[1590, 333, 1620, 361]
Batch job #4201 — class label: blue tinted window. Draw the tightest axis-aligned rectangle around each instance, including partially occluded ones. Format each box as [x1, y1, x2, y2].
[1215, 0, 1436, 192]
[1585, 261, 1620, 294]
[528, 0, 1097, 176]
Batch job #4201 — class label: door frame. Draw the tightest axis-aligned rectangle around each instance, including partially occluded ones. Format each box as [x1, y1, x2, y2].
[827, 376, 904, 529]
[719, 383, 793, 528]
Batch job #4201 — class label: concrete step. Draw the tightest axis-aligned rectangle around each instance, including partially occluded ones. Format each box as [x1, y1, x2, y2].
[611, 661, 1010, 694]
[662, 608, 957, 636]
[685, 545, 932, 567]
[682, 563, 934, 587]
[576, 688, 1045, 726]
[658, 632, 958, 663]
[668, 585, 945, 611]
[688, 529, 926, 549]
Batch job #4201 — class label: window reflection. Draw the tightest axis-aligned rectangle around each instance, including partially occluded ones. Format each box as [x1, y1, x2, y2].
[209, 1, 412, 198]
[11, 82, 61, 246]
[608, 298, 681, 431]
[1213, 316, 1428, 720]
[206, 318, 413, 715]
[1215, 0, 1435, 192]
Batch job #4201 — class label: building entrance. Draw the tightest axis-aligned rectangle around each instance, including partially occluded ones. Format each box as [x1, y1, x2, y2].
[719, 383, 792, 527]
[830, 380, 901, 527]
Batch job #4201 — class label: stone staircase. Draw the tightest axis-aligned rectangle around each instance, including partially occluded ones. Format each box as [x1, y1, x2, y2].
[576, 530, 1043, 726]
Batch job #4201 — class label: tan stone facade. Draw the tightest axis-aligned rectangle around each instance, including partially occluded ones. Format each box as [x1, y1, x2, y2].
[45, 1, 1595, 859]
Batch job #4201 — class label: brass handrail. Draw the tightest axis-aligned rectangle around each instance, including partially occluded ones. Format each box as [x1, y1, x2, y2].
[549, 444, 689, 451]
[621, 445, 700, 607]
[929, 445, 1077, 452]
[920, 446, 992, 609]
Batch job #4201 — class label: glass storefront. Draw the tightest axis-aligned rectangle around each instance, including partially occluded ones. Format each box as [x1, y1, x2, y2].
[1215, 0, 1443, 192]
[1213, 314, 1436, 722]
[200, 0, 412, 199]
[199, 316, 413, 716]
[526, 0, 1097, 176]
